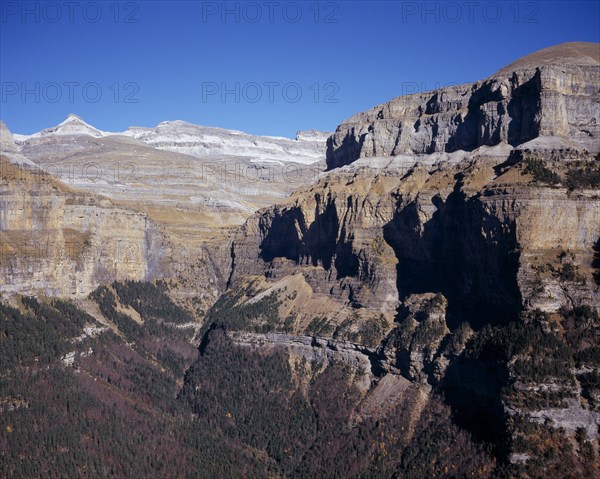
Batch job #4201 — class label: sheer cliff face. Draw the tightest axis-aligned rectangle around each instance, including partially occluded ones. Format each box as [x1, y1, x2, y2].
[230, 160, 600, 322]
[227, 43, 600, 383]
[1, 116, 329, 302]
[221, 44, 600, 471]
[230, 171, 401, 316]
[0, 157, 166, 297]
[326, 42, 600, 169]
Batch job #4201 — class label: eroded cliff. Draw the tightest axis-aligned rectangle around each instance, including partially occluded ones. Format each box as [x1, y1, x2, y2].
[0, 155, 167, 297]
[220, 43, 600, 474]
[326, 42, 600, 169]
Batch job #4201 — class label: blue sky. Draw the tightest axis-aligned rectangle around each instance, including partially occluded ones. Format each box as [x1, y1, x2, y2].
[1, 0, 599, 137]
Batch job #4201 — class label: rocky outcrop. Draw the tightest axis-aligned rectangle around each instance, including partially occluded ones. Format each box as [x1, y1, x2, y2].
[0, 157, 166, 297]
[229, 171, 401, 315]
[1, 120, 36, 166]
[378, 293, 450, 384]
[227, 330, 375, 389]
[230, 160, 600, 323]
[0, 121, 19, 154]
[326, 42, 600, 169]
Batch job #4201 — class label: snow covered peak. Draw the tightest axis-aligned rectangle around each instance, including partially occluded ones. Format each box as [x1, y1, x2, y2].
[119, 120, 328, 164]
[61, 113, 84, 123]
[40, 114, 107, 138]
[12, 115, 331, 164]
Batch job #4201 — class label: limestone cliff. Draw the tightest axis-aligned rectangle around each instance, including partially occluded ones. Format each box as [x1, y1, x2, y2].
[229, 158, 600, 321]
[1, 155, 166, 297]
[222, 44, 600, 471]
[326, 42, 600, 169]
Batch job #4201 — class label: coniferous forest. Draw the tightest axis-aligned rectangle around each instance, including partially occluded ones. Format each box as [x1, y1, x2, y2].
[2, 280, 599, 478]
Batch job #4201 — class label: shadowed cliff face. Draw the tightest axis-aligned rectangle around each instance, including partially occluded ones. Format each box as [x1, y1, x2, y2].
[258, 196, 361, 281]
[259, 207, 306, 263]
[230, 177, 400, 314]
[506, 71, 542, 146]
[225, 155, 600, 469]
[230, 157, 600, 323]
[450, 70, 542, 152]
[383, 184, 522, 329]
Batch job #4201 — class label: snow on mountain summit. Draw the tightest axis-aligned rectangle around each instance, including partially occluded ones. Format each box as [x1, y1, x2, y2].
[43, 114, 108, 137]
[13, 115, 332, 164]
[119, 120, 331, 164]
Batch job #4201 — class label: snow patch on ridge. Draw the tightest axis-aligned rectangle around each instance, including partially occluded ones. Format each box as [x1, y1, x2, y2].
[12, 115, 333, 165]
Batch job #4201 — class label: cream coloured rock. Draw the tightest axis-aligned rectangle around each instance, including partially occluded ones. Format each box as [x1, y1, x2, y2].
[0, 158, 166, 297]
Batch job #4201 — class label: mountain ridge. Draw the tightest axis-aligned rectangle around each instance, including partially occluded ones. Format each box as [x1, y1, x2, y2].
[219, 42, 600, 474]
[2, 42, 600, 477]
[326, 41, 600, 169]
[9, 115, 332, 165]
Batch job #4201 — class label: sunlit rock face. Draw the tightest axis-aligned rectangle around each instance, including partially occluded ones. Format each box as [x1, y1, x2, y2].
[1, 116, 330, 300]
[221, 44, 600, 467]
[0, 156, 166, 298]
[326, 42, 600, 169]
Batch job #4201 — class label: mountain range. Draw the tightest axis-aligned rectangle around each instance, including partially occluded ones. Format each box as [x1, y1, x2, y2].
[1, 42, 600, 478]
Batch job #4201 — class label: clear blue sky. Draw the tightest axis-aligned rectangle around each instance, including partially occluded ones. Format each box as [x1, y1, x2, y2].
[1, 0, 599, 138]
